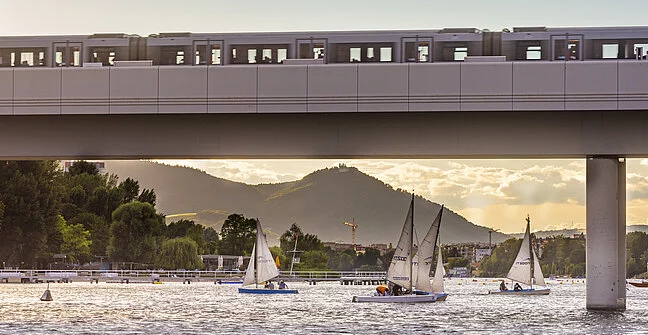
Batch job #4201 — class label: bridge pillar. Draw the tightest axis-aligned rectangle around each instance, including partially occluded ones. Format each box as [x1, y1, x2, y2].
[586, 157, 626, 310]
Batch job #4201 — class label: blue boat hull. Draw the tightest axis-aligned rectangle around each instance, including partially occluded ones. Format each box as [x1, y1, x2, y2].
[238, 288, 298, 294]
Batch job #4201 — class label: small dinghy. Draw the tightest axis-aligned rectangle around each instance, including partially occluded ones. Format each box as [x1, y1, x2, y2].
[40, 283, 53, 301]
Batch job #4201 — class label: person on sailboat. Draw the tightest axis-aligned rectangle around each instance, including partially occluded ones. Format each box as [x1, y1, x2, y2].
[499, 280, 508, 291]
[376, 285, 390, 296]
[265, 281, 275, 289]
[279, 280, 288, 289]
[514, 283, 522, 292]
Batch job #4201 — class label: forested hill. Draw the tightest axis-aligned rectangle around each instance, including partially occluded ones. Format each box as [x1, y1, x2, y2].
[106, 161, 510, 245]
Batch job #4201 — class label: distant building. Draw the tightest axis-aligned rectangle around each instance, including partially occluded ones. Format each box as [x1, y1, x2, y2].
[475, 248, 492, 262]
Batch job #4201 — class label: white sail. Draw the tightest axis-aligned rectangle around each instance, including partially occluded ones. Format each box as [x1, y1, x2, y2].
[414, 206, 443, 292]
[432, 244, 445, 293]
[254, 219, 280, 284]
[507, 216, 545, 287]
[242, 219, 280, 286]
[532, 247, 546, 287]
[387, 197, 414, 290]
[242, 244, 257, 286]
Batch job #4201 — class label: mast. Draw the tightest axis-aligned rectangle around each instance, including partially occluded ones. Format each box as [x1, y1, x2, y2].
[255, 219, 259, 288]
[409, 193, 414, 292]
[527, 215, 534, 290]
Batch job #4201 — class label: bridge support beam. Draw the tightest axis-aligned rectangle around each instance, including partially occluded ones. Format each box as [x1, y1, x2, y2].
[586, 156, 626, 310]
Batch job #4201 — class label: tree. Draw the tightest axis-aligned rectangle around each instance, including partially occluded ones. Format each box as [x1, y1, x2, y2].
[156, 237, 203, 270]
[68, 212, 109, 257]
[68, 161, 99, 176]
[280, 223, 324, 253]
[297, 250, 329, 270]
[107, 202, 165, 265]
[204, 227, 219, 254]
[218, 214, 257, 255]
[118, 178, 140, 203]
[355, 248, 380, 268]
[138, 189, 156, 207]
[166, 219, 207, 254]
[0, 161, 61, 267]
[58, 215, 92, 264]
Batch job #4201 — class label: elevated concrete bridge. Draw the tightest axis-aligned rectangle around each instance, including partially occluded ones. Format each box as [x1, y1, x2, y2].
[2, 60, 648, 310]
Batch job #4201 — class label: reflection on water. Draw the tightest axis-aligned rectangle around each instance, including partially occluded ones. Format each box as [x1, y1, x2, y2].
[1, 279, 648, 334]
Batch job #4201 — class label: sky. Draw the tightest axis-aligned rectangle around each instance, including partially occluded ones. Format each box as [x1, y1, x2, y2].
[154, 159, 648, 234]
[5, 1, 648, 233]
[2, 0, 648, 36]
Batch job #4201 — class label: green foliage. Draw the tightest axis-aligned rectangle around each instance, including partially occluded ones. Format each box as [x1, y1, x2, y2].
[68, 161, 99, 176]
[355, 248, 381, 268]
[107, 202, 165, 264]
[166, 219, 207, 254]
[280, 223, 324, 253]
[538, 236, 585, 277]
[118, 178, 140, 203]
[203, 227, 219, 253]
[68, 212, 108, 257]
[58, 215, 92, 264]
[627, 232, 648, 277]
[479, 238, 522, 277]
[218, 214, 256, 256]
[156, 237, 203, 270]
[269, 246, 287, 269]
[296, 250, 329, 270]
[0, 161, 62, 267]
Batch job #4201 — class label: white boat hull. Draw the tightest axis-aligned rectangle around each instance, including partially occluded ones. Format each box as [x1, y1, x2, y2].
[488, 288, 550, 295]
[352, 294, 437, 303]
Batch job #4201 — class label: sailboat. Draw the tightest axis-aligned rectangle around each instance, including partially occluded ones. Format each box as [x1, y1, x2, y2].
[412, 205, 448, 301]
[238, 219, 298, 294]
[488, 215, 550, 295]
[352, 195, 438, 303]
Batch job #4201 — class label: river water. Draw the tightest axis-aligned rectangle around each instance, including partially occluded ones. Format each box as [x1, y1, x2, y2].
[1, 278, 647, 334]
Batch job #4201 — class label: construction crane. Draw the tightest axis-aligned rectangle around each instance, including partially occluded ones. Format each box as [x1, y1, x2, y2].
[344, 219, 359, 251]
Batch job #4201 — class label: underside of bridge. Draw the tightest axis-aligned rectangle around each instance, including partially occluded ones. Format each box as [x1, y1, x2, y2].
[2, 110, 645, 310]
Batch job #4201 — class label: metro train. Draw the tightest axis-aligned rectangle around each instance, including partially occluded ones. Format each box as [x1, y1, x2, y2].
[1, 26, 647, 68]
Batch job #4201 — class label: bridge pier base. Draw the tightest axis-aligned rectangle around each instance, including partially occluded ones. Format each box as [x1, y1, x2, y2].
[586, 157, 626, 311]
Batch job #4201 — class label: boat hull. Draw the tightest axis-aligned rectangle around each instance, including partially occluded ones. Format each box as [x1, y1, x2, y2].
[435, 293, 448, 301]
[238, 288, 298, 294]
[629, 282, 648, 287]
[488, 288, 550, 295]
[352, 294, 437, 303]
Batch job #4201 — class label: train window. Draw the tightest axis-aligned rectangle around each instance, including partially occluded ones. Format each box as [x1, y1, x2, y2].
[526, 46, 541, 60]
[247, 49, 257, 63]
[277, 49, 287, 63]
[552, 37, 581, 61]
[634, 44, 648, 59]
[402, 38, 432, 62]
[211, 44, 221, 65]
[262, 49, 272, 63]
[350, 48, 361, 62]
[53, 42, 83, 67]
[161, 47, 188, 65]
[380, 47, 392, 62]
[297, 39, 327, 61]
[602, 44, 619, 59]
[91, 47, 117, 66]
[454, 47, 468, 61]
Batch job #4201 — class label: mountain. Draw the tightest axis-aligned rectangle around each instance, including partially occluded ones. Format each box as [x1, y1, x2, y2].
[105, 161, 510, 245]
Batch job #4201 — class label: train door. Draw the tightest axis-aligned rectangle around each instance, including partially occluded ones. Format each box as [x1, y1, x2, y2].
[193, 40, 223, 65]
[297, 38, 327, 62]
[402, 37, 433, 62]
[53, 42, 83, 66]
[551, 35, 583, 61]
